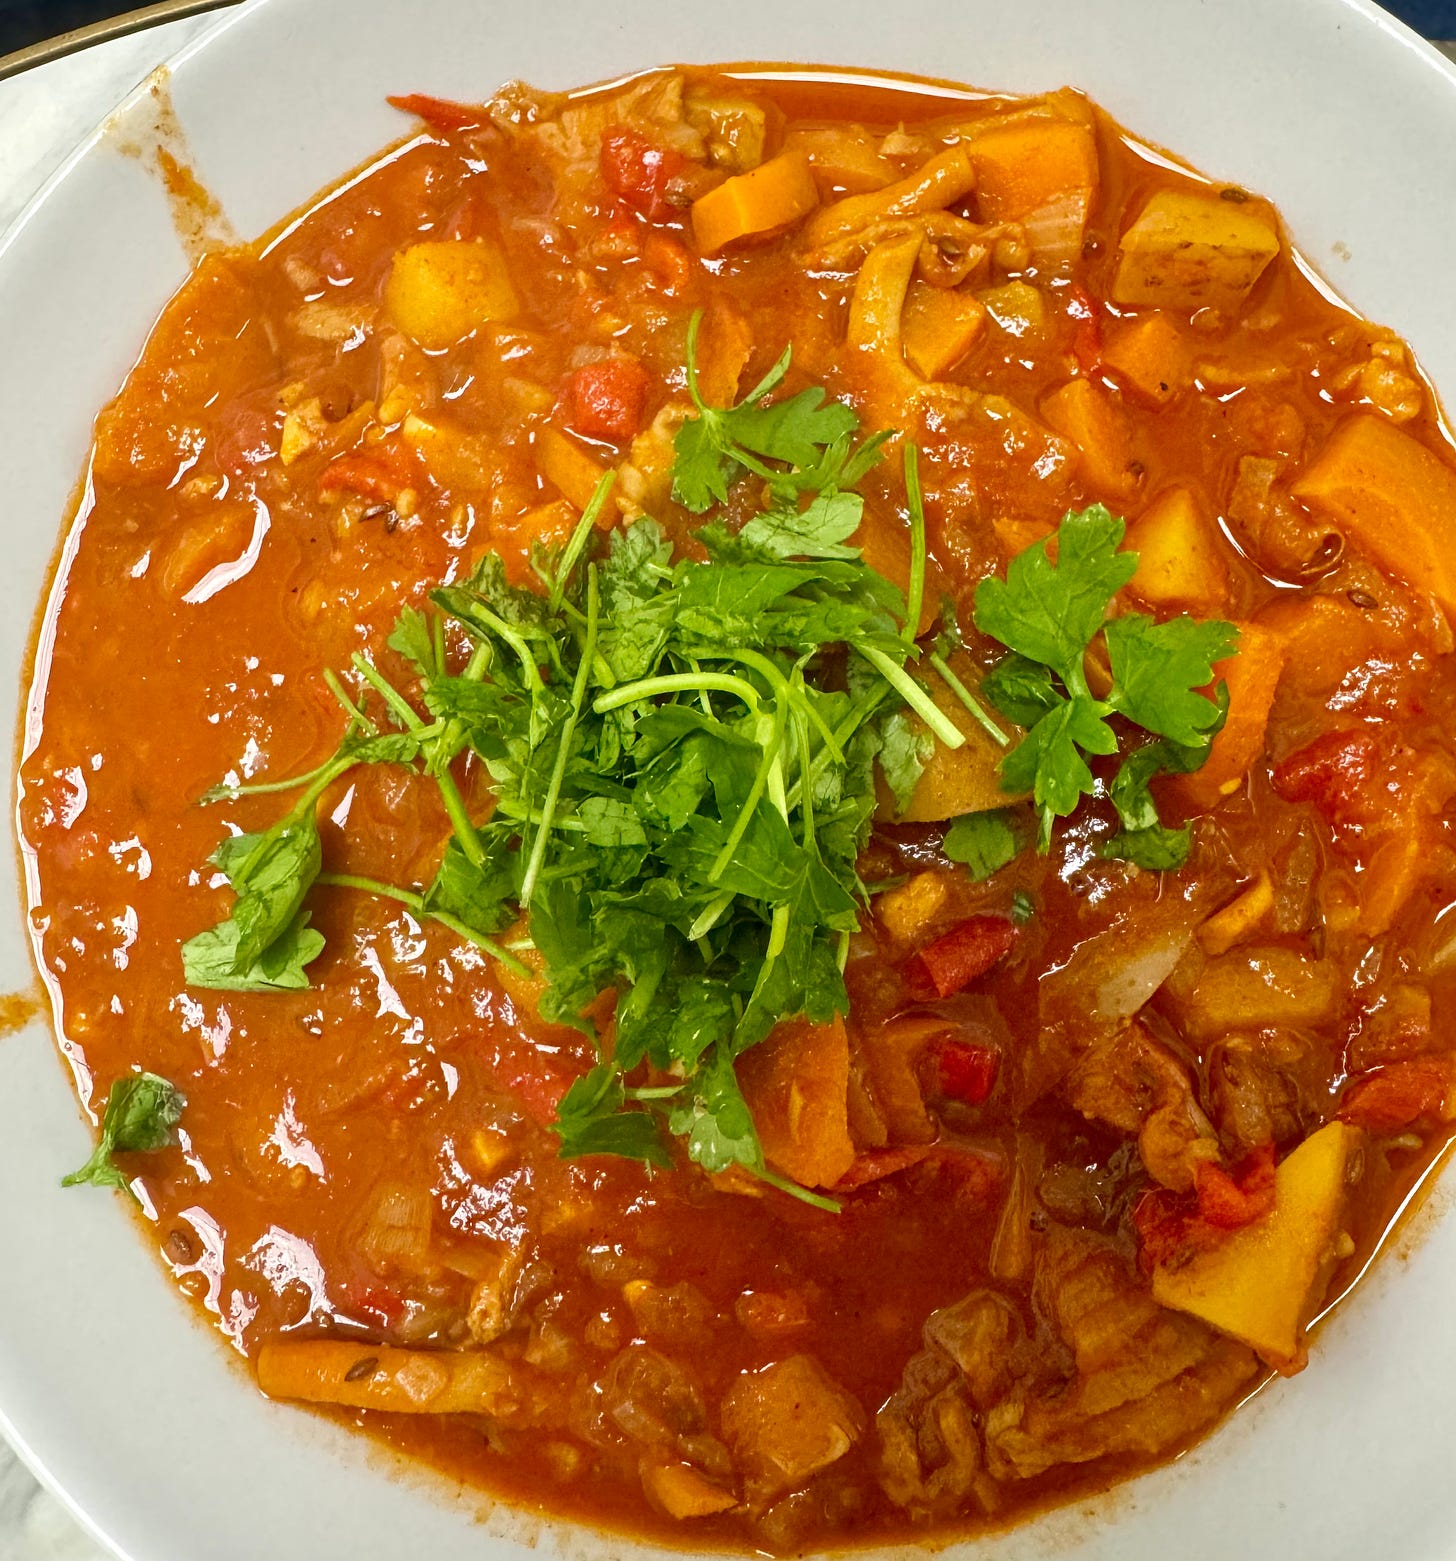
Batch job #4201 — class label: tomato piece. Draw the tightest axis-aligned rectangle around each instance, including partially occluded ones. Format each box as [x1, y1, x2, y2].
[1194, 1140, 1276, 1229]
[642, 229, 694, 292]
[1271, 728, 1378, 824]
[1339, 1058, 1450, 1133]
[934, 1038, 1000, 1105]
[387, 93, 486, 132]
[342, 1283, 407, 1326]
[600, 124, 687, 221]
[1066, 283, 1103, 374]
[565, 357, 652, 443]
[318, 436, 419, 502]
[903, 916, 1016, 1000]
[833, 1146, 932, 1190]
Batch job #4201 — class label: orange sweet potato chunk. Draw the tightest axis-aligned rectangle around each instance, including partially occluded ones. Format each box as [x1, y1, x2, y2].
[1175, 623, 1286, 812]
[1291, 414, 1456, 617]
[737, 1017, 856, 1188]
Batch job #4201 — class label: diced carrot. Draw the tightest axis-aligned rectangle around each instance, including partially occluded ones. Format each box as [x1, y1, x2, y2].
[318, 435, 420, 502]
[387, 93, 486, 132]
[536, 424, 611, 514]
[1123, 486, 1229, 615]
[1291, 414, 1456, 618]
[566, 357, 652, 443]
[691, 149, 820, 256]
[1102, 312, 1191, 407]
[1040, 377, 1139, 497]
[1194, 1141, 1275, 1229]
[934, 1039, 1000, 1106]
[1271, 728, 1379, 825]
[903, 916, 1016, 1001]
[737, 1016, 855, 1189]
[600, 124, 687, 221]
[1174, 622, 1286, 812]
[1339, 1058, 1451, 1133]
[257, 1339, 527, 1416]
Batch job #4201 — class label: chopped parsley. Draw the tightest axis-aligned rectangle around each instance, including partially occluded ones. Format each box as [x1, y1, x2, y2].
[63, 1073, 185, 1195]
[178, 338, 1237, 1201]
[973, 505, 1237, 863]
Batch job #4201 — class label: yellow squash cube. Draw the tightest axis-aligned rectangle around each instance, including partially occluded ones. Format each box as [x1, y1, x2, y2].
[1153, 1122, 1362, 1369]
[1123, 486, 1229, 615]
[1112, 189, 1280, 312]
[385, 239, 519, 350]
[901, 280, 987, 380]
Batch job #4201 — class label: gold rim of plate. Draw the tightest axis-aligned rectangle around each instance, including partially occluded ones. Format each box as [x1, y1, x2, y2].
[0, 0, 241, 82]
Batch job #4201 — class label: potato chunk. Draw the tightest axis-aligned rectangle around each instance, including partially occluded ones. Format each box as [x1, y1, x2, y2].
[721, 1356, 865, 1500]
[384, 239, 518, 350]
[969, 118, 1097, 268]
[1292, 413, 1456, 617]
[1112, 189, 1280, 312]
[1123, 486, 1229, 615]
[1153, 1122, 1362, 1369]
[901, 281, 987, 379]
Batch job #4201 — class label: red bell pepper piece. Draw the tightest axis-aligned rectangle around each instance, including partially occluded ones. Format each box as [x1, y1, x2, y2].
[318, 436, 420, 503]
[934, 1038, 1000, 1105]
[565, 356, 652, 443]
[387, 93, 486, 132]
[903, 916, 1016, 1001]
[1339, 1058, 1450, 1133]
[600, 124, 687, 221]
[1194, 1141, 1276, 1229]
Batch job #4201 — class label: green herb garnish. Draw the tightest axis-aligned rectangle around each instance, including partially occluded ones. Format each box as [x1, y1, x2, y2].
[941, 807, 1027, 882]
[63, 1073, 185, 1194]
[973, 505, 1237, 862]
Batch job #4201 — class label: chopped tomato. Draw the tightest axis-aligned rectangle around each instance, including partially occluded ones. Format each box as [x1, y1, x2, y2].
[1066, 284, 1103, 374]
[600, 125, 687, 221]
[1132, 1188, 1225, 1273]
[1339, 1058, 1450, 1133]
[565, 356, 652, 442]
[1271, 728, 1379, 825]
[642, 229, 694, 292]
[318, 436, 420, 503]
[1194, 1141, 1276, 1229]
[387, 93, 486, 132]
[934, 1038, 1000, 1106]
[341, 1283, 406, 1326]
[903, 916, 1016, 1001]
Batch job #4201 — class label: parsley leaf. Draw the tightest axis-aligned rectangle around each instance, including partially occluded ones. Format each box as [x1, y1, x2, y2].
[63, 1073, 185, 1194]
[555, 1066, 671, 1168]
[973, 505, 1136, 689]
[942, 808, 1027, 881]
[1105, 613, 1239, 746]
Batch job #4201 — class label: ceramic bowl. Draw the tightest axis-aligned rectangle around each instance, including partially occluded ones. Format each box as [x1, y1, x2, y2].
[3, 1, 1456, 1557]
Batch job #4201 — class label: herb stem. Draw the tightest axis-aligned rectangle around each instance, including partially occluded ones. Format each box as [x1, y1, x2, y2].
[316, 872, 528, 975]
[857, 646, 966, 750]
[323, 668, 379, 735]
[551, 470, 616, 611]
[752, 1163, 842, 1214]
[903, 442, 927, 645]
[594, 672, 761, 714]
[928, 652, 1009, 747]
[352, 655, 423, 731]
[520, 564, 600, 910]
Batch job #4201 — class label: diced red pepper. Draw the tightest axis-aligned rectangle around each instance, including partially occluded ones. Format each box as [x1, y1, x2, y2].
[387, 93, 486, 132]
[1271, 728, 1379, 825]
[1066, 284, 1104, 374]
[600, 124, 687, 221]
[565, 356, 652, 443]
[1339, 1058, 1450, 1133]
[934, 1039, 1000, 1106]
[903, 916, 1016, 1001]
[318, 436, 420, 503]
[343, 1283, 406, 1326]
[1194, 1140, 1276, 1229]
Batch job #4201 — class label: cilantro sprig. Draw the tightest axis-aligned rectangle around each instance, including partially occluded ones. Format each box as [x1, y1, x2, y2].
[973, 506, 1237, 863]
[63, 1073, 185, 1195]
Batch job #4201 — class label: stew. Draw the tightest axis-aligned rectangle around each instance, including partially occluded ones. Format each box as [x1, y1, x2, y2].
[18, 63, 1456, 1552]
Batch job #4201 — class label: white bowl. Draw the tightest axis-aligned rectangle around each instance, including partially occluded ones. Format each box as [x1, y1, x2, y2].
[4, 1, 1456, 1557]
